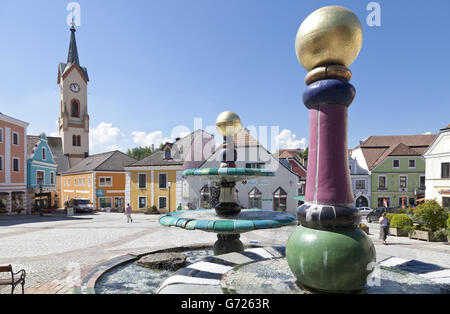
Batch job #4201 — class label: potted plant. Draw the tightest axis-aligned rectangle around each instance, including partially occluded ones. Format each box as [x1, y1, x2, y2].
[359, 223, 369, 235]
[145, 206, 159, 215]
[409, 200, 449, 242]
[389, 214, 413, 237]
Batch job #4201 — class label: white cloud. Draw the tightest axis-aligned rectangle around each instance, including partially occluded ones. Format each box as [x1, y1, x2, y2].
[275, 129, 307, 151]
[131, 127, 192, 148]
[423, 132, 432, 135]
[90, 122, 125, 154]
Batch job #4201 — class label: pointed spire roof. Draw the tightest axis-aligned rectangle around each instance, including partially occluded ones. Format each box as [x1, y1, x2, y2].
[58, 25, 89, 82]
[67, 25, 80, 65]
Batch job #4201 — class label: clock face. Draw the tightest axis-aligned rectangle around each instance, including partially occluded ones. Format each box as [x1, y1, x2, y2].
[70, 83, 80, 93]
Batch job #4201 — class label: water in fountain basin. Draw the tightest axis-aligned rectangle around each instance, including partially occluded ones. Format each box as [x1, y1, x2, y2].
[95, 249, 214, 294]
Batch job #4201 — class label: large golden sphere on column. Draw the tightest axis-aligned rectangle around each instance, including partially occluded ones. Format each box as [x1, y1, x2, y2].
[216, 111, 242, 137]
[295, 6, 363, 71]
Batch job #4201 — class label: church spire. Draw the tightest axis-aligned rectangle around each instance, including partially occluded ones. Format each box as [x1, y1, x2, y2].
[67, 22, 80, 65]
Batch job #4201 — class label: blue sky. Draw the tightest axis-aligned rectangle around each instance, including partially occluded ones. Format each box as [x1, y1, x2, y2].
[1, 0, 449, 154]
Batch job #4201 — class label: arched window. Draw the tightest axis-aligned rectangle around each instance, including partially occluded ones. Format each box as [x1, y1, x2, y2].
[77, 135, 81, 147]
[71, 100, 80, 118]
[248, 188, 262, 209]
[273, 187, 287, 212]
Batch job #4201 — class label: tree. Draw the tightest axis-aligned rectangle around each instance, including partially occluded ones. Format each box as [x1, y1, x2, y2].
[126, 145, 157, 161]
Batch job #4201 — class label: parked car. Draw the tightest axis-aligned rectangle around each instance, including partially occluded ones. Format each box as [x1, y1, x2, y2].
[358, 207, 373, 216]
[65, 198, 93, 214]
[366, 207, 389, 223]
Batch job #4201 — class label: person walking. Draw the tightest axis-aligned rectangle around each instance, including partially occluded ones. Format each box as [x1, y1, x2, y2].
[379, 212, 390, 245]
[125, 204, 133, 223]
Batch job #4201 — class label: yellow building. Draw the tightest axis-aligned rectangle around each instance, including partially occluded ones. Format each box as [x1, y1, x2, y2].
[61, 151, 136, 210]
[125, 131, 216, 212]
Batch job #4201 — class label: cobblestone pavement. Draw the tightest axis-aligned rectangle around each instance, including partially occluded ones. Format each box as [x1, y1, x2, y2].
[0, 212, 448, 294]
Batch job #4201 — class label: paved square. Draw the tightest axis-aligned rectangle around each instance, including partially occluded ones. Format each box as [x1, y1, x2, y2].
[0, 212, 448, 294]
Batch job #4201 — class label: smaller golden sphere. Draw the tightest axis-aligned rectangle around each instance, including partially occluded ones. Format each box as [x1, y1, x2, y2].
[295, 6, 363, 71]
[216, 111, 242, 137]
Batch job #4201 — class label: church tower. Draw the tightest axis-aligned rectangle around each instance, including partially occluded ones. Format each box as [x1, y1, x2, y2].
[58, 23, 90, 167]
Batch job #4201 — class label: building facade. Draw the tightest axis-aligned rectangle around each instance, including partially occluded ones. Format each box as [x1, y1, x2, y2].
[352, 135, 437, 209]
[125, 130, 215, 212]
[185, 129, 301, 215]
[0, 113, 29, 214]
[348, 154, 371, 208]
[26, 133, 58, 211]
[277, 149, 307, 204]
[61, 151, 136, 210]
[424, 124, 450, 208]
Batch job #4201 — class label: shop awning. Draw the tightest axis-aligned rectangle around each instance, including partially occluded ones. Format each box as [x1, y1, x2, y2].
[416, 198, 425, 203]
[293, 196, 305, 202]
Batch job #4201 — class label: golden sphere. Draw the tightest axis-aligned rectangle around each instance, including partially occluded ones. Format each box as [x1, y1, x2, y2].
[216, 111, 242, 137]
[295, 6, 363, 71]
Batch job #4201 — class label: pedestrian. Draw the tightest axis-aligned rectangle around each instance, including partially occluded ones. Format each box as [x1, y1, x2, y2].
[125, 203, 133, 223]
[379, 212, 390, 245]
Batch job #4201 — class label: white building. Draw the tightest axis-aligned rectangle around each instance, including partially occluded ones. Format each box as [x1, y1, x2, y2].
[184, 129, 301, 215]
[424, 124, 450, 208]
[348, 153, 371, 208]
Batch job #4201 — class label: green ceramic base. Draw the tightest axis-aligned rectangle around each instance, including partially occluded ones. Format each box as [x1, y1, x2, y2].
[286, 226, 376, 292]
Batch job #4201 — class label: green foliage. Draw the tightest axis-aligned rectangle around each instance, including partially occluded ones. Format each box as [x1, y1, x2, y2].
[414, 200, 449, 232]
[145, 206, 159, 215]
[386, 213, 397, 223]
[433, 229, 449, 242]
[126, 145, 157, 161]
[447, 216, 450, 229]
[406, 207, 415, 215]
[390, 214, 413, 231]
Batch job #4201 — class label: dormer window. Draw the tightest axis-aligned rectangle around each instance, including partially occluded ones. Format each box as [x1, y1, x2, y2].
[164, 149, 171, 160]
[42, 148, 46, 160]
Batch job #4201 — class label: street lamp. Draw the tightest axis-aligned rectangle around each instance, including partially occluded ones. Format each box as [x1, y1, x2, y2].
[168, 182, 172, 212]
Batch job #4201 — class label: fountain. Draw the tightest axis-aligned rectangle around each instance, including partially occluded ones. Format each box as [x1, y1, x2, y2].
[159, 111, 297, 255]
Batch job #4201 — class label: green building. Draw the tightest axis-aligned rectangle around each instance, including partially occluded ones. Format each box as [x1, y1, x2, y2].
[351, 135, 438, 209]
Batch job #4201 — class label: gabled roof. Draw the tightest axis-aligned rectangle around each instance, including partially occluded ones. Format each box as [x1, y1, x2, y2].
[235, 129, 261, 147]
[355, 134, 438, 170]
[64, 151, 136, 174]
[45, 136, 70, 174]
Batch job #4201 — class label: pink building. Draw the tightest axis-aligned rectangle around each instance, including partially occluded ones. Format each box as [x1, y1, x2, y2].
[0, 113, 29, 214]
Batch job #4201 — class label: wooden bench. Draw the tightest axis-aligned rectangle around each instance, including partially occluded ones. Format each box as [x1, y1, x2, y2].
[0, 265, 26, 294]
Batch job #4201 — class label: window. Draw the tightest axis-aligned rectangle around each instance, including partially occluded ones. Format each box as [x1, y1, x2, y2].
[99, 177, 112, 187]
[443, 197, 450, 208]
[0, 128, 3, 143]
[88, 178, 91, 187]
[71, 100, 80, 118]
[12, 132, 19, 146]
[246, 163, 265, 169]
[159, 173, 167, 189]
[399, 176, 407, 188]
[164, 149, 171, 160]
[99, 197, 112, 209]
[0, 155, 3, 171]
[138, 174, 147, 189]
[42, 148, 46, 160]
[273, 188, 287, 212]
[37, 171, 45, 185]
[159, 197, 167, 210]
[378, 176, 386, 189]
[83, 178, 86, 187]
[398, 197, 408, 208]
[78, 178, 82, 186]
[50, 172, 55, 185]
[377, 197, 390, 208]
[442, 163, 450, 179]
[356, 180, 365, 190]
[249, 188, 262, 209]
[409, 159, 416, 168]
[13, 158, 20, 172]
[420, 176, 426, 190]
[67, 179, 71, 186]
[138, 197, 147, 209]
[72, 135, 81, 147]
[393, 160, 400, 168]
[74, 178, 77, 186]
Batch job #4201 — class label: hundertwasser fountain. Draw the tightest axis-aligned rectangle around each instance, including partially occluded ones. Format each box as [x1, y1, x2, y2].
[285, 5, 376, 293]
[159, 111, 297, 255]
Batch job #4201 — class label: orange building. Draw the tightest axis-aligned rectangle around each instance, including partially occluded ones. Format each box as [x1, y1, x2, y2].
[0, 113, 29, 215]
[61, 151, 136, 210]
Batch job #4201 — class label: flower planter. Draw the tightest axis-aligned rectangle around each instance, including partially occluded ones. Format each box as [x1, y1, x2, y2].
[409, 230, 435, 242]
[389, 228, 409, 237]
[360, 226, 369, 235]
